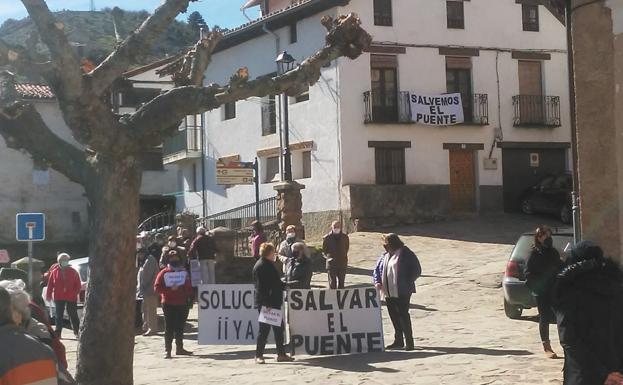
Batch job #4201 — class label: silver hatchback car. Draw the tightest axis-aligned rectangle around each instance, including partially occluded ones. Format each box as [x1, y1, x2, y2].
[502, 230, 573, 319]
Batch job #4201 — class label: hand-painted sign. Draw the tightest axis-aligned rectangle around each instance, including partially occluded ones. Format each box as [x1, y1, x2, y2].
[409, 93, 464, 125]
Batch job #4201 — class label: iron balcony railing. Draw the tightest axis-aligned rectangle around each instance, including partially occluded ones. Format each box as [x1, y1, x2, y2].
[198, 196, 278, 231]
[513, 95, 561, 127]
[137, 211, 176, 234]
[364, 91, 489, 125]
[163, 127, 202, 157]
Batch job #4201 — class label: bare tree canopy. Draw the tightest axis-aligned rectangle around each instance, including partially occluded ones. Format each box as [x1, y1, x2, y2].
[0, 1, 371, 384]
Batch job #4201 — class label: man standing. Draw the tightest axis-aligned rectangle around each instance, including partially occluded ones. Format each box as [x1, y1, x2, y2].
[554, 241, 623, 385]
[278, 225, 304, 274]
[45, 253, 81, 339]
[187, 226, 218, 284]
[137, 248, 160, 336]
[322, 221, 350, 289]
[0, 286, 59, 385]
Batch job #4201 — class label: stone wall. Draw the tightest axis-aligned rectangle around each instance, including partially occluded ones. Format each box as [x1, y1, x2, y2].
[302, 210, 353, 241]
[479, 185, 505, 212]
[345, 184, 450, 231]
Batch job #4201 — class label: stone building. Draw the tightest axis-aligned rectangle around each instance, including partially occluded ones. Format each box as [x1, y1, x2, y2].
[166, 0, 571, 238]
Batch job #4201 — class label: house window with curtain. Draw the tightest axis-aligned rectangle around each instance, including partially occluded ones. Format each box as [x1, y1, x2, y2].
[370, 54, 398, 123]
[446, 56, 473, 123]
[264, 156, 280, 183]
[522, 4, 539, 31]
[374, 147, 405, 185]
[302, 151, 312, 179]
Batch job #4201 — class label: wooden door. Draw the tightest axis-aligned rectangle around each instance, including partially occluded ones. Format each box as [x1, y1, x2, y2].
[518, 60, 543, 124]
[449, 149, 476, 212]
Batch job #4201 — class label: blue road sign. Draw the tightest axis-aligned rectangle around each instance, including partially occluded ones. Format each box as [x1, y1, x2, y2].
[16, 213, 45, 242]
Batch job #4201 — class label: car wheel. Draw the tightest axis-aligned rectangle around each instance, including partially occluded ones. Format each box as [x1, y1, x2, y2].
[521, 199, 534, 215]
[504, 299, 523, 319]
[560, 204, 572, 224]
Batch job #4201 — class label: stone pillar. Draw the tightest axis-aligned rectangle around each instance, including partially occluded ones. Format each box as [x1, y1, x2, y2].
[571, 0, 623, 260]
[274, 181, 306, 239]
[211, 227, 236, 261]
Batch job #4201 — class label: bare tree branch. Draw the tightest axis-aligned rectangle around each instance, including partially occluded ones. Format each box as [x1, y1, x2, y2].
[156, 28, 223, 86]
[0, 71, 89, 184]
[20, 0, 83, 100]
[0, 38, 55, 79]
[89, 0, 197, 95]
[126, 13, 372, 147]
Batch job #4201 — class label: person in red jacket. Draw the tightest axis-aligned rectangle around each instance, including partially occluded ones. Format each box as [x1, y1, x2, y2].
[45, 253, 81, 339]
[154, 250, 193, 359]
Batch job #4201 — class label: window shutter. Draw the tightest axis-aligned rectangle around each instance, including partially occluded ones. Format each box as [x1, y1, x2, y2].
[370, 54, 398, 68]
[446, 56, 472, 69]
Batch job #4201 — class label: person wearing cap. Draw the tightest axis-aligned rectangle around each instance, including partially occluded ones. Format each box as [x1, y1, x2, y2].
[322, 220, 350, 289]
[0, 286, 60, 385]
[136, 248, 160, 336]
[45, 253, 81, 339]
[187, 226, 218, 284]
[553, 241, 623, 385]
[372, 233, 421, 351]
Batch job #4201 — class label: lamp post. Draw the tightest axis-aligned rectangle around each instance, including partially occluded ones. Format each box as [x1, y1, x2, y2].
[276, 51, 296, 182]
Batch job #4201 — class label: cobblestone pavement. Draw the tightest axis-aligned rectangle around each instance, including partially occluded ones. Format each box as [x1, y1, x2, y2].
[63, 214, 567, 385]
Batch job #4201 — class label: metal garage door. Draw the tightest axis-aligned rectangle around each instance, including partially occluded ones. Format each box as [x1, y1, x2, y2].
[502, 147, 568, 212]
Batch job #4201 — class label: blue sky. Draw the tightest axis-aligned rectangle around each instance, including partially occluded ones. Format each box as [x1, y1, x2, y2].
[0, 1, 257, 29]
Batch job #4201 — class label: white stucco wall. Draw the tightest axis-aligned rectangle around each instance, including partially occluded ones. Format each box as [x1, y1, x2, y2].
[175, 0, 570, 217]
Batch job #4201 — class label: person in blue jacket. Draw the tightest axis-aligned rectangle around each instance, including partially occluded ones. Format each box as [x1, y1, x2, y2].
[373, 233, 422, 351]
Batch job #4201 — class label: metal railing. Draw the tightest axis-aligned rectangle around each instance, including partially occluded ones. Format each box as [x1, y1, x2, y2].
[464, 93, 489, 125]
[198, 196, 278, 231]
[163, 127, 202, 157]
[513, 95, 561, 127]
[364, 91, 411, 123]
[137, 211, 176, 234]
[364, 91, 489, 125]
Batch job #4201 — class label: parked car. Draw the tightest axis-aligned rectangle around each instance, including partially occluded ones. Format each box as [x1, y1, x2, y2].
[42, 257, 89, 323]
[502, 229, 573, 319]
[520, 173, 573, 224]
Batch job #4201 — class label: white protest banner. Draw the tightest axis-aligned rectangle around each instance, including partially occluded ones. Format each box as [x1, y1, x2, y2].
[287, 287, 384, 356]
[409, 92, 464, 125]
[258, 306, 282, 327]
[198, 284, 270, 345]
[164, 271, 187, 287]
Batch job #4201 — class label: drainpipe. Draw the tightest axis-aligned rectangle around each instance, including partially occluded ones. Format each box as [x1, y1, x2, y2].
[566, 0, 581, 243]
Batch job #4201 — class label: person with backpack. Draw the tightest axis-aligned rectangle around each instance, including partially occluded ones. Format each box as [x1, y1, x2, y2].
[372, 233, 422, 351]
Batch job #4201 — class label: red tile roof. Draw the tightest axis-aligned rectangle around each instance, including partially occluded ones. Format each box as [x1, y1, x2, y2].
[15, 83, 55, 100]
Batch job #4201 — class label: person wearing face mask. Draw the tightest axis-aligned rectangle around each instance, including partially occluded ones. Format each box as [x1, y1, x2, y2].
[154, 250, 194, 359]
[322, 221, 350, 289]
[525, 225, 564, 359]
[45, 253, 81, 339]
[148, 233, 166, 264]
[0, 286, 61, 385]
[278, 225, 305, 275]
[284, 242, 313, 289]
[188, 226, 218, 284]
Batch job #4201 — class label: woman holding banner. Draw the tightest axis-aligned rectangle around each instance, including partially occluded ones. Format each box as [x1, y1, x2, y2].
[373, 233, 422, 351]
[154, 250, 194, 359]
[252, 243, 294, 364]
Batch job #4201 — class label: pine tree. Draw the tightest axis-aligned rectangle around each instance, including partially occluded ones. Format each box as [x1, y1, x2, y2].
[187, 11, 207, 33]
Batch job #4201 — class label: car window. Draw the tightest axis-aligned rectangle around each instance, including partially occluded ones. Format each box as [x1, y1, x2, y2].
[510, 234, 573, 262]
[72, 264, 89, 282]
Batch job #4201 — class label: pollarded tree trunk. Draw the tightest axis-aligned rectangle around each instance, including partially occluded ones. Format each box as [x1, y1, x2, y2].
[76, 155, 142, 385]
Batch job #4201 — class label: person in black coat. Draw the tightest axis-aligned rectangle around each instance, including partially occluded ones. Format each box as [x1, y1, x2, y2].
[252, 242, 294, 364]
[553, 241, 623, 385]
[525, 225, 564, 359]
[284, 242, 313, 290]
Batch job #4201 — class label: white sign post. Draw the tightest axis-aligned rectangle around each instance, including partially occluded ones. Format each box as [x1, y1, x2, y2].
[287, 287, 384, 356]
[198, 284, 264, 345]
[409, 92, 464, 125]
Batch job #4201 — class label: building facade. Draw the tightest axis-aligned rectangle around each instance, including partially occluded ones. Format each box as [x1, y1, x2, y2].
[167, 0, 571, 238]
[0, 60, 179, 260]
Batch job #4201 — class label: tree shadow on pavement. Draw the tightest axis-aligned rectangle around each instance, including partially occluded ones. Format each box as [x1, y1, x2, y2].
[197, 350, 257, 360]
[420, 346, 533, 357]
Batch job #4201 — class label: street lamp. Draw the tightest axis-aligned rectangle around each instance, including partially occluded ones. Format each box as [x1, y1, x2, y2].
[276, 51, 297, 181]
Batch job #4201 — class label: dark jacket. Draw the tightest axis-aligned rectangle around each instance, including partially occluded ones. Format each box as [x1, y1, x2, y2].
[373, 246, 422, 297]
[322, 232, 349, 270]
[188, 234, 217, 260]
[525, 245, 564, 297]
[285, 256, 313, 289]
[554, 258, 623, 385]
[253, 257, 286, 309]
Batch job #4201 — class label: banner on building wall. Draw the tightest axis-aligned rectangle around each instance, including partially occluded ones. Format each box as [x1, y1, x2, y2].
[287, 287, 384, 356]
[409, 92, 464, 125]
[198, 284, 276, 345]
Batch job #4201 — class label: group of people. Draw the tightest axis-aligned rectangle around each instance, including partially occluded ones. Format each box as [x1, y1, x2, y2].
[525, 225, 623, 385]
